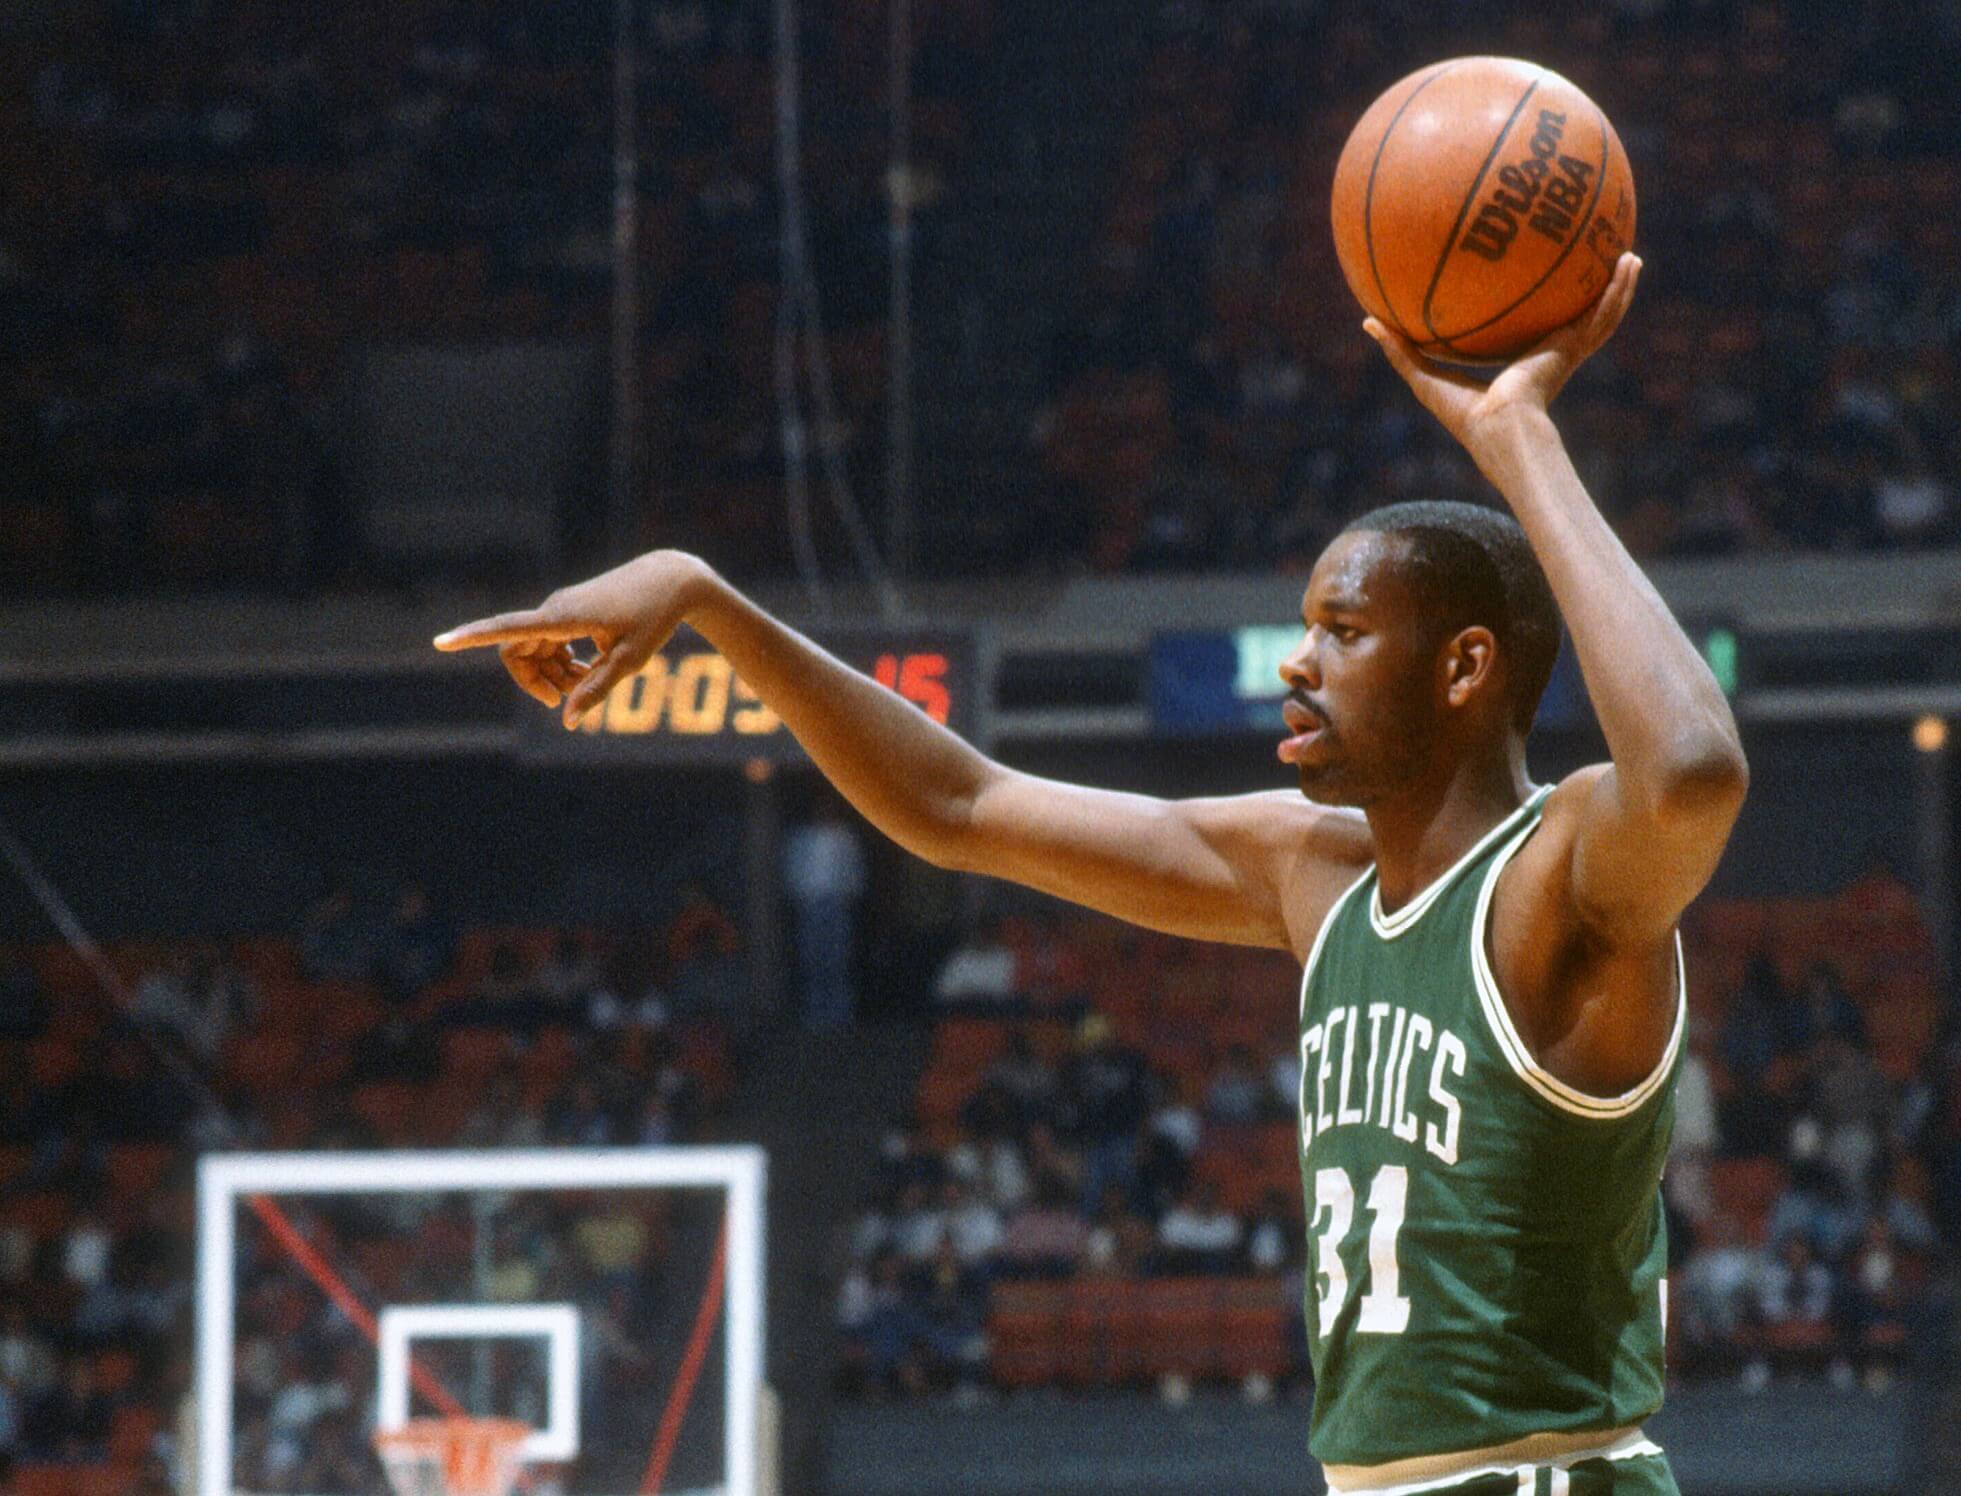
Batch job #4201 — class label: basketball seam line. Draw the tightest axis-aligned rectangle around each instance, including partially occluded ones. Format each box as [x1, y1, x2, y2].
[1418, 77, 1540, 345]
[1429, 102, 1617, 353]
[1362, 62, 1457, 340]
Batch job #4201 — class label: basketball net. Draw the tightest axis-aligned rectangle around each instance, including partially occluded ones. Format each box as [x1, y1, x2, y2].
[374, 1417, 531, 1496]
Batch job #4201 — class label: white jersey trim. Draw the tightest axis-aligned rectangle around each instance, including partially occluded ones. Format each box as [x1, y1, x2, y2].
[1325, 1427, 1665, 1496]
[1368, 788, 1553, 940]
[1298, 866, 1374, 1025]
[1468, 811, 1687, 1120]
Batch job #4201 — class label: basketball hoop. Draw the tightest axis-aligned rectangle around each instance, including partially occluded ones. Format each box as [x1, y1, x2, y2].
[374, 1417, 531, 1496]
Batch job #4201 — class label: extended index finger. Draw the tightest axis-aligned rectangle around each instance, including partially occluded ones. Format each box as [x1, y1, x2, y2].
[433, 610, 587, 651]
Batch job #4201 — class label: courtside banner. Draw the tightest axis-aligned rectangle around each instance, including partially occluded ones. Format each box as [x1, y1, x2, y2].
[517, 625, 976, 765]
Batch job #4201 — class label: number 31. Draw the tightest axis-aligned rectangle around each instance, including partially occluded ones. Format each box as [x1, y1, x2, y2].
[1311, 1164, 1411, 1337]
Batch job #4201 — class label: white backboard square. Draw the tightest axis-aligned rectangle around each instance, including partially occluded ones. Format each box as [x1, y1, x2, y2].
[377, 1302, 581, 1461]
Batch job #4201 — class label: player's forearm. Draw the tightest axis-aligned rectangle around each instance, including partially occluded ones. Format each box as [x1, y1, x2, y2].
[1475, 407, 1747, 813]
[679, 568, 995, 865]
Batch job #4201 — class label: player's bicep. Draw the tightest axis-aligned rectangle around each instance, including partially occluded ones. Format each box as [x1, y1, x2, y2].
[1563, 761, 1744, 945]
[960, 773, 1309, 948]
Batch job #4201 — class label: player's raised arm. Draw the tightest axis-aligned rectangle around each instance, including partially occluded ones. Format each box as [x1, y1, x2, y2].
[436, 552, 1350, 950]
[1365, 253, 1747, 945]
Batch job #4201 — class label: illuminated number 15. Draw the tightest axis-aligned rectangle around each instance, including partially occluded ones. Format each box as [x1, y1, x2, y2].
[874, 653, 952, 724]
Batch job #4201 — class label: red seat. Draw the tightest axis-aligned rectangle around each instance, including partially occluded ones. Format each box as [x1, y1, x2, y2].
[225, 1031, 305, 1097]
[106, 1144, 176, 1200]
[439, 1027, 510, 1084]
[13, 1464, 130, 1496]
[350, 1082, 421, 1144]
[1708, 1157, 1786, 1245]
[988, 1282, 1070, 1388]
[108, 1402, 162, 1464]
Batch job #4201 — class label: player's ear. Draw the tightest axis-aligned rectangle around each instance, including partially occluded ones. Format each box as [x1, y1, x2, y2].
[1441, 626, 1497, 710]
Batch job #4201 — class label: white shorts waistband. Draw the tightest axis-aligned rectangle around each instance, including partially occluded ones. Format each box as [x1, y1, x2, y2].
[1325, 1426, 1665, 1496]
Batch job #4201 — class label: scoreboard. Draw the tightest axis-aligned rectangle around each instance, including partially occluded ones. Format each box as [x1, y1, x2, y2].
[1149, 621, 1742, 736]
[521, 627, 975, 764]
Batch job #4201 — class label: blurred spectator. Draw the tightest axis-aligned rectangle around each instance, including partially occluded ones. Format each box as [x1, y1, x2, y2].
[1083, 1183, 1156, 1277]
[971, 1029, 1058, 1135]
[912, 1240, 991, 1394]
[783, 801, 868, 1030]
[1667, 1027, 1721, 1237]
[1245, 1189, 1296, 1275]
[129, 946, 255, 1060]
[264, 1349, 351, 1477]
[298, 888, 377, 985]
[23, 1356, 114, 1462]
[548, 1077, 616, 1148]
[666, 886, 745, 1018]
[1782, 962, 1867, 1055]
[945, 1131, 1031, 1214]
[1766, 1155, 1864, 1263]
[1680, 1214, 1761, 1354]
[590, 938, 673, 1033]
[0, 1307, 58, 1397]
[1745, 1235, 1837, 1390]
[889, 1180, 949, 1264]
[942, 1179, 1006, 1267]
[376, 884, 454, 1001]
[572, 1198, 650, 1293]
[536, 931, 605, 1015]
[1719, 952, 1784, 1088]
[1204, 1043, 1269, 1125]
[1837, 1215, 1922, 1389]
[347, 1011, 440, 1085]
[934, 919, 1018, 1007]
[1058, 1014, 1151, 1210]
[1267, 1042, 1302, 1119]
[456, 1069, 546, 1149]
[63, 1204, 114, 1291]
[1156, 1179, 1243, 1275]
[997, 1176, 1089, 1279]
[1803, 1033, 1893, 1196]
[447, 943, 543, 1033]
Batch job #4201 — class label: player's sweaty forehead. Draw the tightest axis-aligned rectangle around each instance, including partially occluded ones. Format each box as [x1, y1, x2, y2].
[1301, 529, 1408, 621]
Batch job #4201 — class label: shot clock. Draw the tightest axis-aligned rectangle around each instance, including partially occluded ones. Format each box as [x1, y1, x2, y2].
[523, 627, 975, 764]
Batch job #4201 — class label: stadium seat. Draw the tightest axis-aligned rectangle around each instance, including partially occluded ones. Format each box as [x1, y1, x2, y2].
[224, 1030, 306, 1098]
[13, 1466, 131, 1496]
[108, 1401, 162, 1464]
[988, 1281, 1071, 1388]
[439, 1027, 511, 1085]
[106, 1143, 176, 1200]
[350, 1082, 421, 1144]
[230, 934, 301, 987]
[1707, 1157, 1786, 1246]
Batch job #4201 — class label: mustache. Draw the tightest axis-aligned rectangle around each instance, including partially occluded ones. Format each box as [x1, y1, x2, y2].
[1288, 690, 1331, 728]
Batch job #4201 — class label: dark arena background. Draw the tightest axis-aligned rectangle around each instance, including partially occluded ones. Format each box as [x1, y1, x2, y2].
[2, 1, 1959, 1493]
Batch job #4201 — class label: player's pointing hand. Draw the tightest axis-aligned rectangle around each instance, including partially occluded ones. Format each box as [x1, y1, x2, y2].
[434, 550, 716, 728]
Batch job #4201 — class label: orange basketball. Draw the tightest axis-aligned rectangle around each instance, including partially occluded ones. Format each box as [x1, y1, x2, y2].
[1331, 57, 1636, 364]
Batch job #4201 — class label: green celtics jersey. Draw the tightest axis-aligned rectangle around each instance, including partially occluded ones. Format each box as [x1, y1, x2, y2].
[1296, 786, 1682, 1468]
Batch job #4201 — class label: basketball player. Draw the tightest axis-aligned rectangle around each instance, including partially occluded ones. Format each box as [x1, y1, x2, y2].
[438, 254, 1739, 1495]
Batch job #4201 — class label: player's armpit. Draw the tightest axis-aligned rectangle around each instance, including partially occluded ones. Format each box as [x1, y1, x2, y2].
[953, 775, 1367, 953]
[1560, 757, 1748, 948]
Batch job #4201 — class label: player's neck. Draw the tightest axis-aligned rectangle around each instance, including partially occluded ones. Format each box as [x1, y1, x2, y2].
[1366, 748, 1532, 915]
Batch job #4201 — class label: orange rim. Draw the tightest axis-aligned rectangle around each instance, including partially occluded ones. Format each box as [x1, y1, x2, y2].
[374, 1417, 531, 1496]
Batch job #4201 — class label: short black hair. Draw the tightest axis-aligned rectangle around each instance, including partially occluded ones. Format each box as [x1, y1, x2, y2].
[1340, 500, 1561, 733]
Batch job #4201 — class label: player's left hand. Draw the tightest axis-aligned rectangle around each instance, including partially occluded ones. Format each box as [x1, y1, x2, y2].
[1364, 251, 1640, 463]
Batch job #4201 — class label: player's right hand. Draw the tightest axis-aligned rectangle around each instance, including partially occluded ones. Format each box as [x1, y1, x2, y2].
[434, 550, 716, 727]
